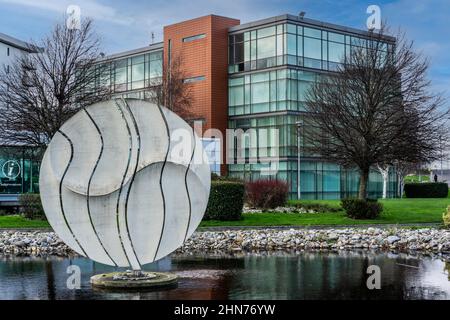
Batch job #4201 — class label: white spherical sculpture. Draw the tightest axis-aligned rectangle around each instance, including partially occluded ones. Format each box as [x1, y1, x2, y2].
[39, 99, 211, 270]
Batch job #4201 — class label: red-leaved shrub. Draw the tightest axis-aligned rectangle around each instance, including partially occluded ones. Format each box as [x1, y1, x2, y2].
[245, 179, 289, 209]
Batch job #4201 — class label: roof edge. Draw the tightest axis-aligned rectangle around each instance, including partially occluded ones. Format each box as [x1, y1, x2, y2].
[0, 32, 41, 52]
[98, 42, 164, 62]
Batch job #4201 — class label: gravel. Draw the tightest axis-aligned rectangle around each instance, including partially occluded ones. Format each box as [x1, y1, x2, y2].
[1, 227, 448, 257]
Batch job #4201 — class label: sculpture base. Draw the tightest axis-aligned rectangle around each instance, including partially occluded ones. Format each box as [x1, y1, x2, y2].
[90, 270, 178, 290]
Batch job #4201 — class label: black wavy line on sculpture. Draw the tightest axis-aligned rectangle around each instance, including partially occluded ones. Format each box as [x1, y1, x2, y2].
[183, 127, 196, 243]
[121, 99, 143, 269]
[113, 99, 134, 268]
[83, 108, 117, 267]
[153, 106, 170, 261]
[57, 130, 89, 258]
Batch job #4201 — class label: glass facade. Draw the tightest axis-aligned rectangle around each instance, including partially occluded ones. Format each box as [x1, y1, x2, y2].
[96, 49, 163, 100]
[228, 160, 397, 200]
[229, 115, 299, 158]
[227, 20, 397, 199]
[0, 147, 41, 194]
[229, 23, 392, 73]
[229, 69, 316, 116]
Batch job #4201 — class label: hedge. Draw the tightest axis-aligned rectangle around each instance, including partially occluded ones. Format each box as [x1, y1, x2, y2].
[204, 180, 245, 221]
[341, 198, 383, 219]
[19, 193, 46, 220]
[404, 183, 448, 198]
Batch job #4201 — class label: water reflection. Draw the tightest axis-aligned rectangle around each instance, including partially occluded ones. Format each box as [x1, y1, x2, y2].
[0, 252, 448, 300]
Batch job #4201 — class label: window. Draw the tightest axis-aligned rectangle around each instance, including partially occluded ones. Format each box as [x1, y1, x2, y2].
[234, 42, 244, 63]
[328, 42, 345, 63]
[251, 81, 270, 104]
[297, 35, 303, 56]
[229, 86, 244, 106]
[183, 33, 206, 42]
[329, 32, 345, 43]
[7, 47, 10, 56]
[115, 62, 127, 84]
[149, 60, 162, 78]
[257, 26, 276, 38]
[256, 36, 276, 59]
[131, 62, 145, 81]
[183, 75, 205, 83]
[149, 51, 162, 61]
[304, 37, 321, 59]
[304, 27, 321, 39]
[287, 33, 297, 56]
[168, 39, 172, 66]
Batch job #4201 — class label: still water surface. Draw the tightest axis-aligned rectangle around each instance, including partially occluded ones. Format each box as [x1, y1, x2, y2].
[0, 251, 449, 300]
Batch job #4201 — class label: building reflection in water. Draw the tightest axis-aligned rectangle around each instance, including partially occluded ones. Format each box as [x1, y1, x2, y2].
[0, 251, 449, 300]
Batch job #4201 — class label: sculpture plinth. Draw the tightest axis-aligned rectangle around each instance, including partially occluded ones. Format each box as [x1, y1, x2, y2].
[90, 271, 178, 290]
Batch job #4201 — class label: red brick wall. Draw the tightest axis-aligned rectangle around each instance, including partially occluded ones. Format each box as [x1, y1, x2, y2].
[163, 15, 240, 175]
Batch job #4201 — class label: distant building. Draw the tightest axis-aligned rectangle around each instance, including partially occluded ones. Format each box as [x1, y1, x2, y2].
[430, 169, 450, 185]
[1, 13, 399, 201]
[92, 14, 397, 199]
[0, 33, 41, 205]
[0, 32, 38, 72]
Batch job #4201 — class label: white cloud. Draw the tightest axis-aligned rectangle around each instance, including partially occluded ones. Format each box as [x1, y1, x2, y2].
[0, 0, 134, 25]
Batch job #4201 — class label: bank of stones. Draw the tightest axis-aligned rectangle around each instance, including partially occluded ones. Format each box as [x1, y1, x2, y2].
[0, 227, 449, 257]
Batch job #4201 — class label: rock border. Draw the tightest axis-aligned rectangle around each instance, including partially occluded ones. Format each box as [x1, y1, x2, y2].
[1, 227, 449, 257]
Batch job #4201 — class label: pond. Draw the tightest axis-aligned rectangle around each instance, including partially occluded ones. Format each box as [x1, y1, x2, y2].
[0, 251, 449, 300]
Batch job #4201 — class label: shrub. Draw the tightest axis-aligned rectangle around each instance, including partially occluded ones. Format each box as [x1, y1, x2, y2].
[341, 198, 383, 219]
[245, 179, 289, 209]
[404, 182, 448, 198]
[0, 207, 17, 216]
[19, 193, 46, 220]
[204, 180, 245, 221]
[443, 206, 450, 228]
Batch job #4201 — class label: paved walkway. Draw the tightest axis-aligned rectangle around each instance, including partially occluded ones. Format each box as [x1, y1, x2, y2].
[199, 222, 442, 231]
[0, 222, 442, 233]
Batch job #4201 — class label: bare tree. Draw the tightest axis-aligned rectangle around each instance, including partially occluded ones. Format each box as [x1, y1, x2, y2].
[0, 18, 109, 147]
[147, 53, 194, 120]
[394, 160, 418, 197]
[303, 26, 449, 199]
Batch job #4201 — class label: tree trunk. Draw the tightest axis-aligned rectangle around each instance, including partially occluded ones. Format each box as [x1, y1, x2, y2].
[377, 164, 389, 199]
[398, 175, 405, 198]
[359, 168, 369, 200]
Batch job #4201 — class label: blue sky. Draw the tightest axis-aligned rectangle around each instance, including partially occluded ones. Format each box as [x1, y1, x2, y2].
[0, 0, 449, 100]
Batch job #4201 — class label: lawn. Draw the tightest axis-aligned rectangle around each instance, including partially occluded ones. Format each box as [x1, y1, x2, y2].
[404, 175, 430, 183]
[0, 198, 448, 229]
[200, 198, 450, 227]
[0, 215, 50, 229]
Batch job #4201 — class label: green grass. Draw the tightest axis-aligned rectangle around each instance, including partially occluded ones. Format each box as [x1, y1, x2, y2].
[404, 175, 430, 183]
[200, 198, 450, 227]
[0, 198, 448, 229]
[0, 215, 50, 229]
